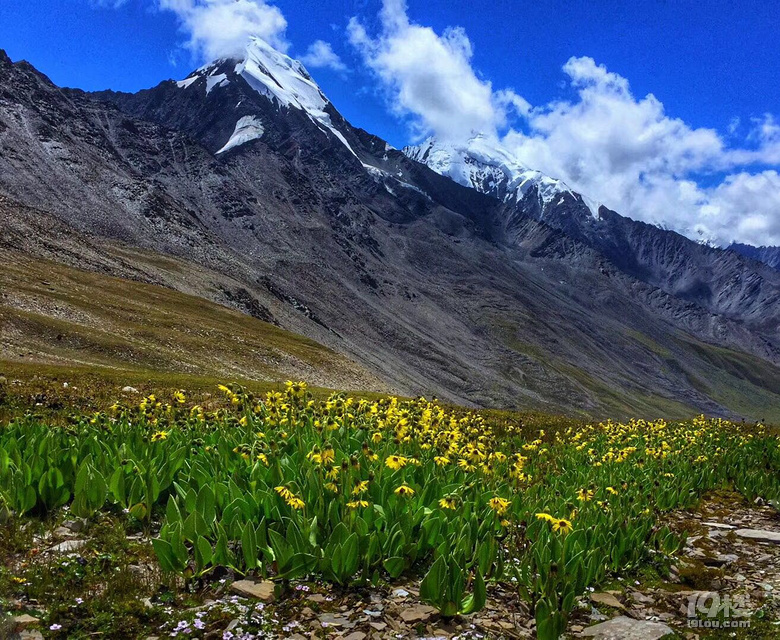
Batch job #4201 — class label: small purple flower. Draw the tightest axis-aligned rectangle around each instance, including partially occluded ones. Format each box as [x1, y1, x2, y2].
[50, 624, 63, 631]
[194, 619, 205, 630]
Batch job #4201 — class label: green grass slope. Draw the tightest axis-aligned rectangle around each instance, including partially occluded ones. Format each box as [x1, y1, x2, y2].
[0, 252, 386, 396]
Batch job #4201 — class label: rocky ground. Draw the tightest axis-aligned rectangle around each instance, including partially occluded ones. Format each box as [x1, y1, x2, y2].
[3, 492, 780, 639]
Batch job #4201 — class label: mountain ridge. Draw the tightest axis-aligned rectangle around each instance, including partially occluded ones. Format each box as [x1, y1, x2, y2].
[2, 42, 780, 419]
[728, 242, 780, 271]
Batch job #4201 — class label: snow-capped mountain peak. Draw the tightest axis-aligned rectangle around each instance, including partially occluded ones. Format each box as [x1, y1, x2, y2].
[404, 135, 602, 220]
[176, 38, 356, 156]
[236, 37, 329, 121]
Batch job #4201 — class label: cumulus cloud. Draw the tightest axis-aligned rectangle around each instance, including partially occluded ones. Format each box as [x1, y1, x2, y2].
[349, 1, 780, 246]
[300, 40, 347, 72]
[502, 57, 780, 245]
[158, 0, 288, 61]
[347, 0, 525, 141]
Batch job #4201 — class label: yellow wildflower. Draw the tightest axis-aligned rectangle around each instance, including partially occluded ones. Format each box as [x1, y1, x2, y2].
[488, 497, 511, 515]
[385, 455, 408, 470]
[274, 486, 295, 501]
[577, 488, 594, 502]
[438, 497, 457, 510]
[287, 497, 305, 510]
[394, 484, 415, 497]
[553, 518, 573, 535]
[352, 480, 369, 495]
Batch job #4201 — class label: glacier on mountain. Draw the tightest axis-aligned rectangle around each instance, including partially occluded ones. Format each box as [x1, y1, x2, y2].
[405, 135, 602, 219]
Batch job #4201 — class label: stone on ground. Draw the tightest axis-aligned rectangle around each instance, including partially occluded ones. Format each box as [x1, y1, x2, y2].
[734, 528, 780, 544]
[578, 616, 674, 639]
[590, 592, 626, 610]
[229, 579, 275, 602]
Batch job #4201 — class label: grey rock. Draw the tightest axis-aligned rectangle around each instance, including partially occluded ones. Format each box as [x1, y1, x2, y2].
[578, 616, 675, 639]
[589, 607, 608, 622]
[703, 553, 739, 567]
[629, 591, 654, 605]
[62, 519, 87, 533]
[399, 604, 437, 623]
[318, 613, 355, 629]
[703, 522, 736, 530]
[49, 539, 87, 553]
[735, 529, 780, 544]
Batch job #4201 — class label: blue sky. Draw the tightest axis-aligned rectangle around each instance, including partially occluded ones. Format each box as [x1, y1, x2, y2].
[1, 0, 776, 148]
[1, 0, 779, 246]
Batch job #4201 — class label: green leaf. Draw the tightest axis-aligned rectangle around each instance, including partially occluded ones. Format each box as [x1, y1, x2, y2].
[129, 503, 148, 520]
[152, 538, 179, 573]
[461, 570, 485, 615]
[196, 485, 216, 525]
[383, 556, 405, 579]
[420, 555, 447, 605]
[242, 521, 258, 570]
[195, 535, 213, 571]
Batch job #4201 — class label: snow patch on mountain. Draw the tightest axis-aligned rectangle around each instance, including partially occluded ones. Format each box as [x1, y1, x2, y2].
[206, 73, 228, 94]
[363, 162, 431, 200]
[405, 135, 602, 219]
[217, 116, 265, 154]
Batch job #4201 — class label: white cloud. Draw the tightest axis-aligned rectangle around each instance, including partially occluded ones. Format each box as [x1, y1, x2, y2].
[347, 0, 525, 141]
[349, 2, 780, 247]
[158, 0, 288, 61]
[702, 171, 780, 246]
[502, 57, 780, 245]
[300, 40, 347, 72]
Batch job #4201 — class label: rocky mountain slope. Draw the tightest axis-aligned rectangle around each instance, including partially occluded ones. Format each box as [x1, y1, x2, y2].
[728, 242, 780, 271]
[2, 42, 780, 419]
[406, 137, 780, 331]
